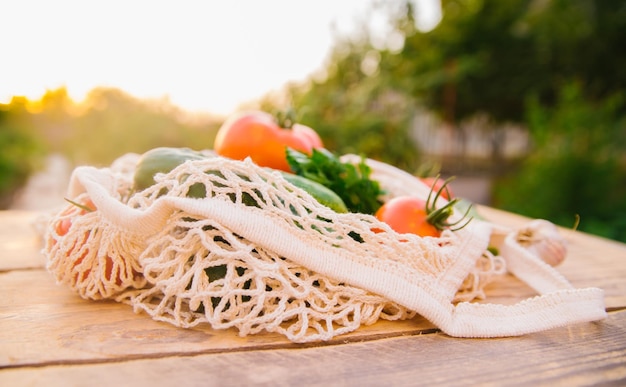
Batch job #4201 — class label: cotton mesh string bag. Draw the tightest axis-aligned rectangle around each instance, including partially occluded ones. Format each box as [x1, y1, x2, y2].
[43, 153, 607, 342]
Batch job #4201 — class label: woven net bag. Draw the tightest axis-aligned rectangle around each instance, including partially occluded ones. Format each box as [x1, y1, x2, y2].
[43, 153, 606, 342]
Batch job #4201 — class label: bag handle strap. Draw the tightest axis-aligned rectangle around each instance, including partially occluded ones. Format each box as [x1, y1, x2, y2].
[438, 226, 607, 337]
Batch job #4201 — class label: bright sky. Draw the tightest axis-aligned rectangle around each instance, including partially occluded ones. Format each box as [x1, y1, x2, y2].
[1, 0, 440, 116]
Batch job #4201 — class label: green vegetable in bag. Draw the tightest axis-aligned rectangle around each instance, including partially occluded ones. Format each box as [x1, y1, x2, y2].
[133, 147, 207, 192]
[133, 147, 348, 212]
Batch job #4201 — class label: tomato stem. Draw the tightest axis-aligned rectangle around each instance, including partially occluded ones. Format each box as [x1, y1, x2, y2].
[273, 107, 298, 129]
[572, 214, 581, 231]
[424, 176, 473, 232]
[64, 198, 95, 213]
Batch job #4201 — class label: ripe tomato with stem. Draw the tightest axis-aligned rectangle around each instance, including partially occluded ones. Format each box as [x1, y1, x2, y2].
[214, 109, 323, 172]
[375, 176, 472, 237]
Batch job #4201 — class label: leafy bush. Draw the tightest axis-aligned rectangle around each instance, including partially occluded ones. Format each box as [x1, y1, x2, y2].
[0, 108, 44, 208]
[259, 37, 422, 173]
[0, 88, 221, 208]
[493, 82, 626, 242]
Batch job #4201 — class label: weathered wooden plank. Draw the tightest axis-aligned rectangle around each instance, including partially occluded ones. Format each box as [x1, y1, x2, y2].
[0, 211, 47, 271]
[2, 310, 624, 387]
[2, 208, 625, 369]
[0, 270, 436, 368]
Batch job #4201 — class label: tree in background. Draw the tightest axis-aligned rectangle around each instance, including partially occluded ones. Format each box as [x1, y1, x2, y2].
[388, 0, 626, 240]
[262, 0, 626, 241]
[69, 88, 220, 166]
[19, 87, 220, 167]
[0, 87, 221, 208]
[0, 100, 45, 208]
[494, 83, 626, 241]
[259, 26, 422, 172]
[391, 0, 626, 122]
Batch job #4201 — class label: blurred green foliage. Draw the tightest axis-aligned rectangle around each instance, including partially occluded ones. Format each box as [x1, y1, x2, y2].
[34, 87, 221, 166]
[259, 0, 626, 242]
[260, 35, 421, 173]
[0, 104, 44, 208]
[493, 83, 626, 241]
[389, 0, 626, 124]
[0, 87, 220, 208]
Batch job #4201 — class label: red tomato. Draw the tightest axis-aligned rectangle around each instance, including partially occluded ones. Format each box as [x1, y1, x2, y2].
[420, 177, 453, 200]
[375, 196, 440, 237]
[53, 198, 125, 286]
[69, 246, 120, 286]
[214, 111, 323, 171]
[55, 198, 96, 236]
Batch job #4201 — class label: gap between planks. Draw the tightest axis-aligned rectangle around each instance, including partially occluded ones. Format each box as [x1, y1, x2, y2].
[0, 326, 441, 371]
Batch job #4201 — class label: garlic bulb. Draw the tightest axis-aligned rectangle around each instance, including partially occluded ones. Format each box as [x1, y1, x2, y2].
[516, 219, 568, 266]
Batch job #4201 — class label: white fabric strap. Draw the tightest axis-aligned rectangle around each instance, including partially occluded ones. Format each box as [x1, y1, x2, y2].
[438, 228, 607, 337]
[445, 287, 606, 337]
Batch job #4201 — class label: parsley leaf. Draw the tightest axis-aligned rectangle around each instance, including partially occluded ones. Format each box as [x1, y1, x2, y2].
[286, 148, 385, 215]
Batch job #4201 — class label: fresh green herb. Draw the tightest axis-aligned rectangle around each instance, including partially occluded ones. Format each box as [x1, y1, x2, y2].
[286, 147, 385, 215]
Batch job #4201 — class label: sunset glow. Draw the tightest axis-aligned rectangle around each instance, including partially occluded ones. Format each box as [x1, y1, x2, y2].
[2, 0, 440, 116]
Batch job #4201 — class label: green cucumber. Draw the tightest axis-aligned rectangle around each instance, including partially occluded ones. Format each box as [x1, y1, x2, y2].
[133, 147, 348, 213]
[279, 172, 348, 213]
[133, 147, 207, 191]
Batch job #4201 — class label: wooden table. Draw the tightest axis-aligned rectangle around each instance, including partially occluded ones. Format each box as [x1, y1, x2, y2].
[1, 207, 625, 386]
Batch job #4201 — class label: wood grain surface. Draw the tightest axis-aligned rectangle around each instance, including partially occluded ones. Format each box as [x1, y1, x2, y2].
[1, 311, 624, 386]
[1, 209, 624, 386]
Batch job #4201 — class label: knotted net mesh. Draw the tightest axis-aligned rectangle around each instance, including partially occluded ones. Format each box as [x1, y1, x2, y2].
[44, 154, 504, 342]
